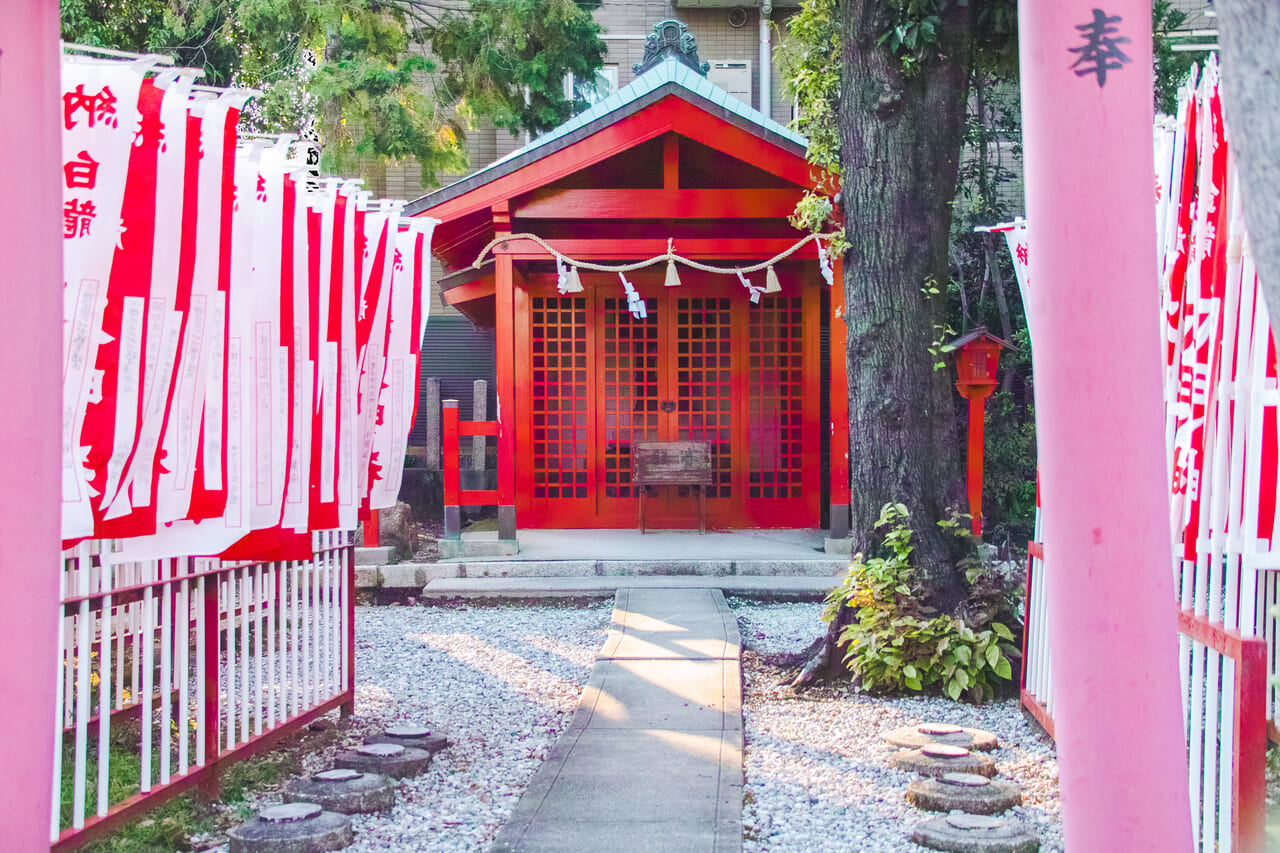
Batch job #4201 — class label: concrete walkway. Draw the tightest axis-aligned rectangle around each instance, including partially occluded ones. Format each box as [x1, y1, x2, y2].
[490, 588, 744, 853]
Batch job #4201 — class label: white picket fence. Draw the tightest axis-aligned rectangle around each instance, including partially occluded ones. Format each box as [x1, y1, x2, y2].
[50, 531, 354, 851]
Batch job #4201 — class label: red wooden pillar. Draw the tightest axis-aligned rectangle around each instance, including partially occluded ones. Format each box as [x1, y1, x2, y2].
[0, 3, 63, 848]
[494, 202, 518, 540]
[363, 510, 379, 547]
[828, 256, 850, 539]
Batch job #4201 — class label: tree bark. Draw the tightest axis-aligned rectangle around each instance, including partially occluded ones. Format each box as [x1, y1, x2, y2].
[839, 1, 971, 603]
[1215, 0, 1280, 353]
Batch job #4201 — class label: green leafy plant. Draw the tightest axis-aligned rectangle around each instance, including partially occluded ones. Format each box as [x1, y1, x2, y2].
[824, 503, 1022, 702]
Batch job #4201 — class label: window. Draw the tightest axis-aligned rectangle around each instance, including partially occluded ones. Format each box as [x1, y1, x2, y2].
[564, 66, 618, 106]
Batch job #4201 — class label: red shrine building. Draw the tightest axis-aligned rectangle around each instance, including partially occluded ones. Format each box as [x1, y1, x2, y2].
[408, 21, 849, 538]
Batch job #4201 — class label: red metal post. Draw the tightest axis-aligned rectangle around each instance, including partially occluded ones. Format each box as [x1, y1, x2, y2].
[967, 398, 986, 536]
[343, 537, 356, 718]
[1235, 636, 1268, 853]
[442, 400, 461, 539]
[0, 3, 63, 848]
[1019, 1, 1193, 848]
[200, 573, 221, 800]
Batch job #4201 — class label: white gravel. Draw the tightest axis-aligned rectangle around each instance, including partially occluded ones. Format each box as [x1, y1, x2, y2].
[732, 600, 1063, 853]
[207, 601, 611, 852]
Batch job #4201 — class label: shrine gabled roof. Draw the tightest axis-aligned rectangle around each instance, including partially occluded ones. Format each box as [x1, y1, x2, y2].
[405, 56, 808, 217]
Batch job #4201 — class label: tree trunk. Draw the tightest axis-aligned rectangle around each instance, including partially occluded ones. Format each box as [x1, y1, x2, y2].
[839, 1, 971, 603]
[1215, 0, 1280, 353]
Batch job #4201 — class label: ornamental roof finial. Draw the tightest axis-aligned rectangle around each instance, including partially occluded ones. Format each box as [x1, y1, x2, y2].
[633, 20, 710, 77]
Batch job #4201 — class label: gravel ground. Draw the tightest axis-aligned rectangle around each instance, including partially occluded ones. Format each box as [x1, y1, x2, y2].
[207, 601, 611, 852]
[202, 599, 1060, 853]
[732, 601, 1063, 853]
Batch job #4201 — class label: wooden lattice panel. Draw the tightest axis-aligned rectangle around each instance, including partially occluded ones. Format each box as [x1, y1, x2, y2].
[748, 296, 804, 499]
[530, 296, 588, 500]
[674, 296, 733, 499]
[601, 297, 659, 499]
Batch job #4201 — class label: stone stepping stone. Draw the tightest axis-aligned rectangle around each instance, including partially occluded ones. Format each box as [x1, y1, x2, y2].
[228, 802, 353, 853]
[333, 742, 431, 779]
[283, 769, 397, 814]
[364, 723, 450, 756]
[890, 744, 997, 778]
[885, 723, 1000, 752]
[910, 812, 1039, 852]
[906, 772, 1022, 815]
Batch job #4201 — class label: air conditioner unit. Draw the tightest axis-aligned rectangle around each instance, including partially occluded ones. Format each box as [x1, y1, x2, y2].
[707, 60, 752, 105]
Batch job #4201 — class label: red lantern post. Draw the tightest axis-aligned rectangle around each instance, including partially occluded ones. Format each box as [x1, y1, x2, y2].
[949, 328, 1009, 536]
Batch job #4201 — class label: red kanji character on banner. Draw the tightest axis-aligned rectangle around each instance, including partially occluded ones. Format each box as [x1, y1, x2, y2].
[63, 150, 99, 189]
[63, 199, 96, 238]
[63, 84, 118, 129]
[1016, 243, 1029, 266]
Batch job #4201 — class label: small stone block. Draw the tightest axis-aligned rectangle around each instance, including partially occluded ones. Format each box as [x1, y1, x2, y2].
[890, 747, 996, 779]
[906, 776, 1022, 815]
[884, 724, 1000, 752]
[354, 546, 393, 566]
[365, 727, 450, 756]
[334, 744, 431, 779]
[910, 812, 1039, 853]
[922, 744, 971, 758]
[824, 537, 854, 556]
[228, 807, 353, 853]
[283, 771, 396, 815]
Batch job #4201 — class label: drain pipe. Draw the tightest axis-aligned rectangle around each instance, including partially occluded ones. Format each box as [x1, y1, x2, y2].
[759, 1, 772, 119]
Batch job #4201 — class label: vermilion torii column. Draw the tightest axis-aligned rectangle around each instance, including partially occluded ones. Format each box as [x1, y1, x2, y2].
[1019, 2, 1192, 849]
[0, 1, 63, 850]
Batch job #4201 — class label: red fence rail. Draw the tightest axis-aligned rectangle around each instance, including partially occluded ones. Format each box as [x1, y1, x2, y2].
[442, 398, 500, 539]
[1178, 609, 1268, 853]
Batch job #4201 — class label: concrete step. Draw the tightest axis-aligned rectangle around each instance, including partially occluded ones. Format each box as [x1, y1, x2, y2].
[428, 558, 845, 579]
[420, 575, 839, 601]
[437, 534, 519, 559]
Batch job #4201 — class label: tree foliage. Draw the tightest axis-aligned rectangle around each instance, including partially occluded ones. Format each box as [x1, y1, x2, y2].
[61, 0, 606, 186]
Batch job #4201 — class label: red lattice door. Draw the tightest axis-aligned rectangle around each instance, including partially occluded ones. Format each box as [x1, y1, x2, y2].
[652, 293, 735, 525]
[741, 294, 820, 526]
[594, 293, 662, 525]
[521, 294, 591, 526]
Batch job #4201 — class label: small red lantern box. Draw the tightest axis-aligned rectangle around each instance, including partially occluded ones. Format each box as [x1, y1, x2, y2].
[947, 327, 1014, 536]
[951, 327, 1009, 401]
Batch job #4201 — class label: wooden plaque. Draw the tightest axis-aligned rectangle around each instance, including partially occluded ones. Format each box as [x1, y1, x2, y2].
[631, 441, 713, 485]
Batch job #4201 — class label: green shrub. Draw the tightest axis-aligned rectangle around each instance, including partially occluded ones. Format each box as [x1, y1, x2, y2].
[824, 503, 1022, 703]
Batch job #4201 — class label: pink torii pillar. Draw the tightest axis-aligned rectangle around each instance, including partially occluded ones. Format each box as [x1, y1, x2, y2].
[0, 1, 63, 850]
[1019, 2, 1192, 849]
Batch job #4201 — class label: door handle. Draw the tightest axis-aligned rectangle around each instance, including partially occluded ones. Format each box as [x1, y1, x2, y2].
[661, 400, 676, 413]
